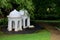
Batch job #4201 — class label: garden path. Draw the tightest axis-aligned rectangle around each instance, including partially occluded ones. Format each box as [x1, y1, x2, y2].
[39, 22, 60, 40]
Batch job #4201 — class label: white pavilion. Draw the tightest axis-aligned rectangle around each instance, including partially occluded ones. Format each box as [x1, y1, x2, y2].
[7, 9, 32, 31]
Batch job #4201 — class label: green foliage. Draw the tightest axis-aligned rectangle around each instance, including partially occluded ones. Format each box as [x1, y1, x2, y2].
[0, 9, 3, 17]
[0, 0, 12, 9]
[32, 0, 59, 20]
[0, 0, 35, 19]
[16, 0, 35, 19]
[0, 18, 8, 25]
[0, 0, 60, 20]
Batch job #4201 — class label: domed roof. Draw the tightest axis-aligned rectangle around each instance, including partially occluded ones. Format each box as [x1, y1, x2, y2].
[19, 10, 24, 15]
[8, 9, 21, 17]
[19, 9, 29, 16]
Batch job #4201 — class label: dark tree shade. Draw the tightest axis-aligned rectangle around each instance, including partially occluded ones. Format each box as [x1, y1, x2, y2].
[0, 0, 60, 20]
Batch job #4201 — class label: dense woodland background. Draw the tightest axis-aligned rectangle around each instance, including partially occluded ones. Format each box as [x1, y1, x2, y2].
[0, 0, 60, 20]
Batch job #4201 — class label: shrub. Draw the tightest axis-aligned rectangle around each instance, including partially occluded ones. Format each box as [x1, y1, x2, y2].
[0, 18, 8, 25]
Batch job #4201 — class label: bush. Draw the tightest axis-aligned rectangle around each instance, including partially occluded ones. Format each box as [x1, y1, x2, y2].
[0, 18, 8, 25]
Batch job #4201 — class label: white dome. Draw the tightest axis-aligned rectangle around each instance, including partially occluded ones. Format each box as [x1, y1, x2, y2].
[19, 9, 29, 15]
[8, 9, 21, 17]
[19, 10, 24, 15]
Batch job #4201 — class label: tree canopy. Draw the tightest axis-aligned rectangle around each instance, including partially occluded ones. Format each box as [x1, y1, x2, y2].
[0, 0, 60, 20]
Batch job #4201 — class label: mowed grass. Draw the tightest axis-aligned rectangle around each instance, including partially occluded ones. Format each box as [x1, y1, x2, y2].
[0, 30, 50, 40]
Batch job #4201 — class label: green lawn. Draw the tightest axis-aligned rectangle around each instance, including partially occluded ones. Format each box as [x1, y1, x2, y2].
[0, 30, 50, 40]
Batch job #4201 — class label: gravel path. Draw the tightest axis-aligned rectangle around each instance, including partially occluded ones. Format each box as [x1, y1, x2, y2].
[39, 23, 60, 40]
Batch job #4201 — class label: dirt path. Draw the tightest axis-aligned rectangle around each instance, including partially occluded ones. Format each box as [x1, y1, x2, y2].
[39, 23, 60, 40]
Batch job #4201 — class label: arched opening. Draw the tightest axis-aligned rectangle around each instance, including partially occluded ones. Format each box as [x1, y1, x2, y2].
[25, 19, 27, 26]
[18, 21, 20, 29]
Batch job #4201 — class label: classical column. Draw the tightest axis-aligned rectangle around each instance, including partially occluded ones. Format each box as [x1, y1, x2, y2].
[19, 19, 22, 30]
[8, 20, 12, 31]
[23, 18, 26, 28]
[27, 18, 30, 27]
[14, 20, 18, 31]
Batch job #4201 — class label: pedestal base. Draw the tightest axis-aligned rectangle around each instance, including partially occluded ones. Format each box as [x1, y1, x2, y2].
[1, 24, 43, 34]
